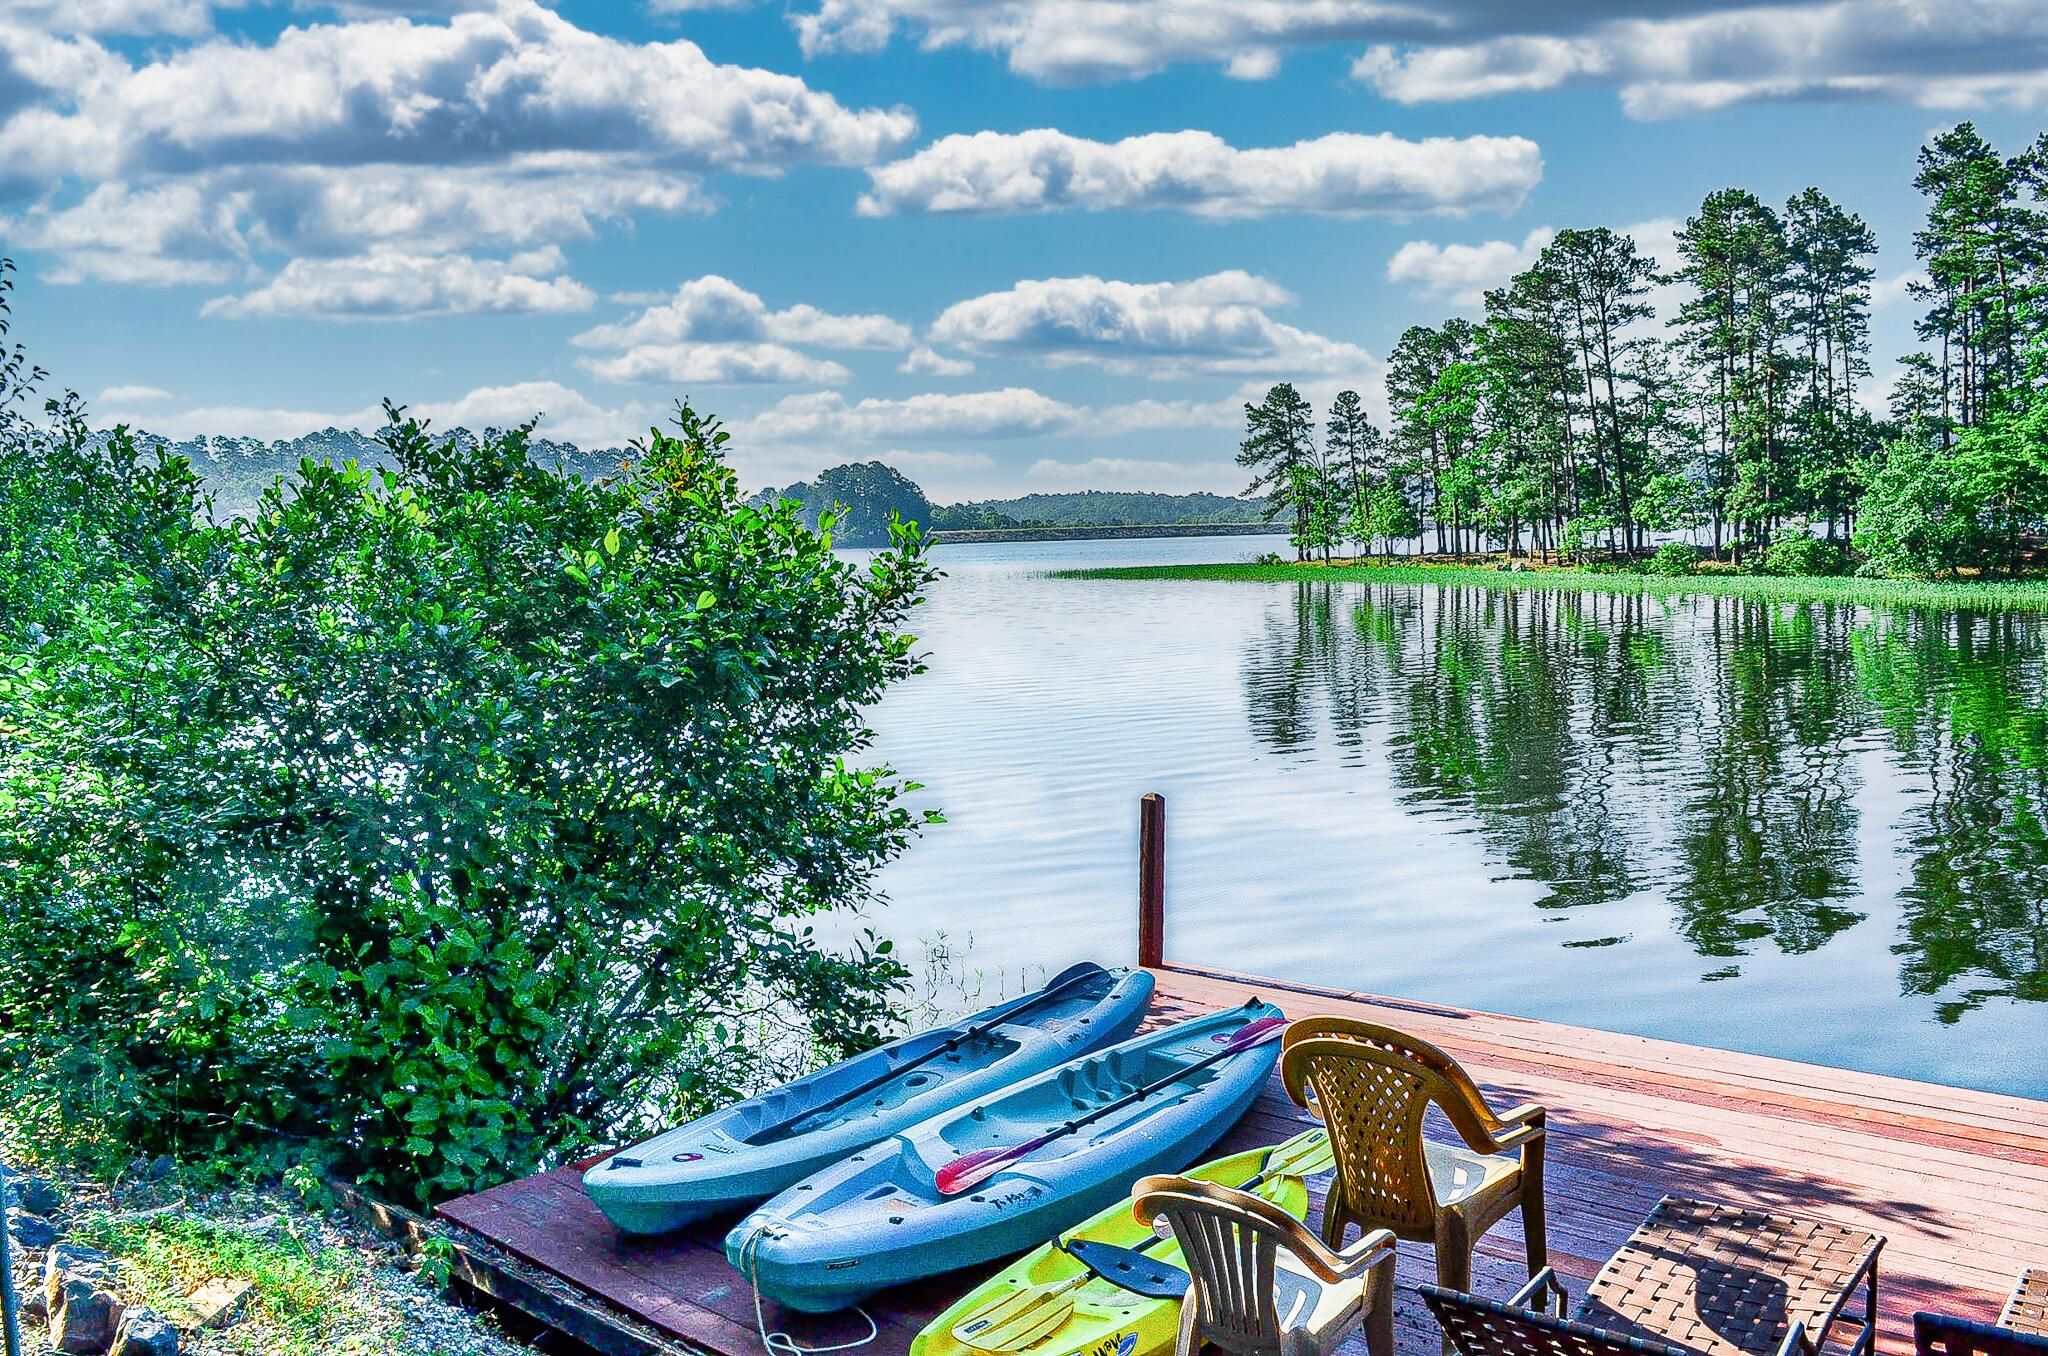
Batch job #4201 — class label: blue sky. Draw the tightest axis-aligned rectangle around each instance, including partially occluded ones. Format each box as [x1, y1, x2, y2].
[5, 0, 2046, 501]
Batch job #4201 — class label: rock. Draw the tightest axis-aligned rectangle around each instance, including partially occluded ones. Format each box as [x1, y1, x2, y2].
[50, 1272, 124, 1354]
[111, 1310, 181, 1356]
[171, 1278, 252, 1331]
[9, 1208, 61, 1249]
[11, 1175, 63, 1216]
[146, 1156, 176, 1182]
[44, 1244, 111, 1312]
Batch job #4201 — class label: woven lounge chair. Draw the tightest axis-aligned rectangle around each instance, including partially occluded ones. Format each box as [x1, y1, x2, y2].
[1132, 1174, 1398, 1356]
[1279, 1016, 1547, 1298]
[1916, 1267, 2048, 1356]
[1424, 1196, 1885, 1356]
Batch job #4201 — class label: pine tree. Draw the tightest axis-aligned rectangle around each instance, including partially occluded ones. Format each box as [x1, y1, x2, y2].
[1237, 383, 1321, 560]
[1386, 320, 1476, 552]
[1325, 389, 1385, 547]
[1911, 124, 2046, 432]
[1783, 187, 1878, 539]
[1670, 188, 1793, 562]
[1543, 227, 1659, 554]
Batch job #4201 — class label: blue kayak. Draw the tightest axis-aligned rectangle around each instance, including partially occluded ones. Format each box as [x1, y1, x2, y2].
[584, 963, 1154, 1234]
[723, 998, 1284, 1313]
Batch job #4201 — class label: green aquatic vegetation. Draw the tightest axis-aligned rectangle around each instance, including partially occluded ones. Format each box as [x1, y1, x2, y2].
[1060, 559, 2048, 613]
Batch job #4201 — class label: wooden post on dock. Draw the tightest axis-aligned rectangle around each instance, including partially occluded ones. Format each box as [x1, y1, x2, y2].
[1138, 792, 1165, 969]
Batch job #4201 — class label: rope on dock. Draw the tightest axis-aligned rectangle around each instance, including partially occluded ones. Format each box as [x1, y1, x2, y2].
[735, 1224, 879, 1356]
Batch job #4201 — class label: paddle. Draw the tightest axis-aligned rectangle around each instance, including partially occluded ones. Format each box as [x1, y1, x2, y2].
[746, 962, 1110, 1144]
[949, 1128, 1333, 1352]
[1059, 1126, 1336, 1301]
[935, 1013, 1287, 1198]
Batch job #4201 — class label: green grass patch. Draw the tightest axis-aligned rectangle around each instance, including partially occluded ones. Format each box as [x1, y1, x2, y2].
[68, 1212, 392, 1356]
[1054, 559, 2048, 613]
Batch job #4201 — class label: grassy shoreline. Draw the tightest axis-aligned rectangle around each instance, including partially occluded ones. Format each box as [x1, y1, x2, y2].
[1056, 558, 2048, 612]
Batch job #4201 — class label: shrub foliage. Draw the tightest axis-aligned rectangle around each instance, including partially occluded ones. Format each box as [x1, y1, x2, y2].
[0, 311, 935, 1203]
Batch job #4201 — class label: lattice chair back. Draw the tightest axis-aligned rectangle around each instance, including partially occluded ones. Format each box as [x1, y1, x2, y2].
[1422, 1285, 1692, 1356]
[1281, 1017, 1507, 1146]
[1917, 1314, 2048, 1356]
[1282, 1033, 1460, 1237]
[1133, 1177, 1341, 1356]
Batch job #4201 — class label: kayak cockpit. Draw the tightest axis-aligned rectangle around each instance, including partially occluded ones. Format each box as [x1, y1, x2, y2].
[734, 1028, 1026, 1145]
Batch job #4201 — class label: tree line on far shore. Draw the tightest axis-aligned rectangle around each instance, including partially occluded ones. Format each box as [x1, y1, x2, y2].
[1238, 122, 2048, 580]
[757, 461, 1264, 545]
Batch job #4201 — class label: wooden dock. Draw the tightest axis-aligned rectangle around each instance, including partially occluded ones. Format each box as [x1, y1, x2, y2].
[435, 960, 2048, 1356]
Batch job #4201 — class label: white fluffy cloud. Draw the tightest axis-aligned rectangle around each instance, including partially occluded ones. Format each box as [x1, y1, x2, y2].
[202, 246, 595, 319]
[747, 388, 1082, 442]
[1872, 270, 1929, 309]
[781, 0, 2048, 116]
[97, 383, 172, 402]
[579, 344, 852, 387]
[0, 1, 915, 188]
[928, 272, 1373, 378]
[786, 0, 1568, 83]
[6, 0, 222, 36]
[1354, 0, 2048, 118]
[569, 276, 908, 385]
[572, 276, 909, 351]
[739, 386, 1243, 450]
[1386, 228, 1556, 306]
[408, 380, 655, 448]
[2, 2, 910, 292]
[860, 130, 1542, 219]
[1386, 219, 1682, 315]
[899, 345, 975, 376]
[6, 161, 709, 287]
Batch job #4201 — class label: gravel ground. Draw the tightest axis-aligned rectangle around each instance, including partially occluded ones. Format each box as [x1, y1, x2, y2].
[7, 1167, 531, 1356]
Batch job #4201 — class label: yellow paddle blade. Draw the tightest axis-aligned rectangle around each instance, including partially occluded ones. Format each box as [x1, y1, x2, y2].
[951, 1276, 1083, 1353]
[1261, 1127, 1334, 1181]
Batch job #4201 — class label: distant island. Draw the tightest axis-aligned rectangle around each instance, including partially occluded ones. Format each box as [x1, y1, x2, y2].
[115, 428, 1267, 545]
[750, 461, 1265, 546]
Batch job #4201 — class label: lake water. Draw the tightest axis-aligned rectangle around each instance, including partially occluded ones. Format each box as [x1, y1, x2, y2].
[857, 534, 2048, 1100]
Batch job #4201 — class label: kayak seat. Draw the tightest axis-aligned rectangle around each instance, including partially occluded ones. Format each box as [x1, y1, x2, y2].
[1133, 1175, 1397, 1356]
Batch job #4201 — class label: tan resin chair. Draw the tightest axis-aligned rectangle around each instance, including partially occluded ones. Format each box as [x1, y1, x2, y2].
[1132, 1175, 1397, 1356]
[1280, 1016, 1548, 1300]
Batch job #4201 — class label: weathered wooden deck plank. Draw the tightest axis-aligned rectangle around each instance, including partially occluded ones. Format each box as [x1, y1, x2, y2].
[437, 964, 2047, 1356]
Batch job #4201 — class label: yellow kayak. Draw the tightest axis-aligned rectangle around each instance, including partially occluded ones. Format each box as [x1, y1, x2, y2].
[912, 1132, 1326, 1356]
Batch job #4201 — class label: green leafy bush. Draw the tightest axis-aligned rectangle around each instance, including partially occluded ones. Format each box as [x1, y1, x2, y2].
[1640, 542, 1702, 576]
[1, 374, 937, 1204]
[1758, 534, 1849, 577]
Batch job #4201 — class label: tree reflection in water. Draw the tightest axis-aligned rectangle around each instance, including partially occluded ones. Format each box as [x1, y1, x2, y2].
[1239, 581, 2048, 1016]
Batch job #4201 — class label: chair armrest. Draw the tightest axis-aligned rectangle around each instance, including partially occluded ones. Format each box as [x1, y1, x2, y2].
[1477, 1103, 1546, 1154]
[1331, 1228, 1400, 1281]
[1775, 1322, 1810, 1356]
[1510, 1267, 1570, 1317]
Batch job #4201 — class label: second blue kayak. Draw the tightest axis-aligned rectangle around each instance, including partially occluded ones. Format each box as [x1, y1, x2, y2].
[724, 998, 1285, 1313]
[585, 963, 1154, 1234]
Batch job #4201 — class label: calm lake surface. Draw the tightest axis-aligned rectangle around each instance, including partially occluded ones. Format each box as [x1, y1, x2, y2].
[858, 534, 2048, 1099]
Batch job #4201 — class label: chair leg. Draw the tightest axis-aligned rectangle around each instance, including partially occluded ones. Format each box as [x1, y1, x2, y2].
[1176, 1286, 1202, 1356]
[1520, 1158, 1548, 1279]
[1433, 1215, 1472, 1294]
[1320, 1185, 1350, 1250]
[1365, 1259, 1397, 1356]
[1434, 1216, 1473, 1356]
